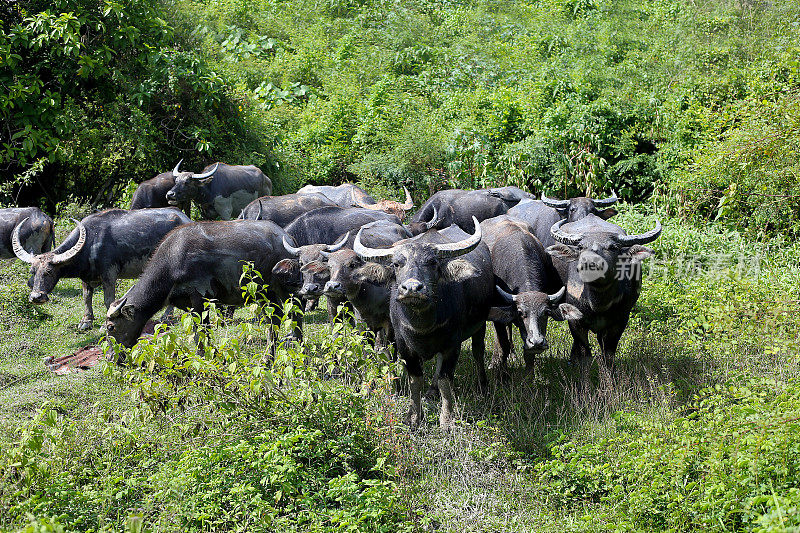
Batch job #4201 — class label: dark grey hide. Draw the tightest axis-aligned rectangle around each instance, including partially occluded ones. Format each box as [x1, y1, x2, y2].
[354, 218, 493, 431]
[105, 220, 299, 351]
[1, 207, 54, 259]
[410, 188, 524, 233]
[237, 193, 336, 227]
[296, 183, 377, 208]
[130, 172, 189, 214]
[284, 206, 401, 247]
[15, 208, 190, 331]
[507, 192, 618, 248]
[547, 214, 661, 372]
[480, 215, 581, 374]
[167, 162, 272, 220]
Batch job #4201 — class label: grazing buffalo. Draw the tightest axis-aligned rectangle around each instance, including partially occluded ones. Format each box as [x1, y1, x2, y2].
[354, 218, 494, 431]
[480, 216, 581, 374]
[166, 161, 273, 220]
[321, 221, 413, 347]
[507, 191, 619, 248]
[129, 172, 189, 214]
[410, 188, 524, 233]
[13, 208, 191, 331]
[547, 214, 661, 371]
[237, 193, 336, 227]
[1, 207, 54, 260]
[105, 220, 299, 350]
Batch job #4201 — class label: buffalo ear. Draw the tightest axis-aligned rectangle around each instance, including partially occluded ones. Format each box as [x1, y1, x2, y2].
[442, 259, 477, 282]
[488, 306, 516, 324]
[627, 245, 654, 263]
[198, 176, 214, 185]
[353, 262, 392, 284]
[546, 244, 580, 262]
[551, 303, 582, 321]
[272, 259, 301, 285]
[597, 207, 618, 220]
[300, 261, 329, 274]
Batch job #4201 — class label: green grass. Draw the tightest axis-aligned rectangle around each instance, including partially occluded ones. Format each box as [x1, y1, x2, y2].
[1, 207, 799, 531]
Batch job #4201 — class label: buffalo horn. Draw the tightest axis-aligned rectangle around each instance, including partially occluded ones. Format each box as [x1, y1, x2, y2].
[172, 158, 184, 177]
[353, 227, 396, 261]
[612, 220, 662, 246]
[496, 285, 514, 304]
[550, 219, 583, 246]
[424, 206, 438, 231]
[548, 286, 566, 303]
[591, 190, 618, 207]
[106, 285, 135, 319]
[400, 187, 414, 210]
[327, 232, 349, 252]
[282, 236, 303, 257]
[51, 219, 86, 265]
[11, 218, 36, 263]
[432, 216, 482, 258]
[541, 193, 570, 209]
[192, 162, 219, 179]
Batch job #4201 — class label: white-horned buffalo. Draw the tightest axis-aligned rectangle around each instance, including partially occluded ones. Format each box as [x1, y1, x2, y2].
[13, 208, 191, 331]
[480, 215, 582, 374]
[507, 191, 619, 248]
[547, 214, 661, 372]
[353, 218, 494, 431]
[166, 161, 273, 220]
[1, 207, 54, 260]
[105, 220, 300, 351]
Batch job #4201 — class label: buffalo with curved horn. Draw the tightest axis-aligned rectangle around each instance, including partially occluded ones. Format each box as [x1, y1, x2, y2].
[546, 213, 662, 373]
[13, 208, 191, 331]
[166, 160, 272, 220]
[353, 217, 495, 432]
[1, 208, 55, 260]
[352, 187, 415, 220]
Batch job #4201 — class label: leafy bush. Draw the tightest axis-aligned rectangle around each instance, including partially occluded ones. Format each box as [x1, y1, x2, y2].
[535, 377, 800, 531]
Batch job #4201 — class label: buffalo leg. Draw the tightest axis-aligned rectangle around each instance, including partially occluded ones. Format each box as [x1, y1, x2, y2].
[424, 353, 442, 401]
[598, 321, 627, 374]
[78, 282, 96, 332]
[437, 349, 460, 432]
[492, 321, 513, 377]
[471, 324, 488, 394]
[402, 344, 424, 429]
[568, 321, 592, 381]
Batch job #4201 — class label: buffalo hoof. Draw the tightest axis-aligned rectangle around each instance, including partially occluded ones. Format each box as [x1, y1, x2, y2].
[406, 408, 423, 430]
[77, 320, 93, 332]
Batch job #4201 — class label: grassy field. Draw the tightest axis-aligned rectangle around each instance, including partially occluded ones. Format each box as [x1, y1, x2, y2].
[1, 206, 799, 531]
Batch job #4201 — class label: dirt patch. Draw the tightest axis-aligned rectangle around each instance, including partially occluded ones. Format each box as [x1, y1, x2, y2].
[45, 346, 105, 375]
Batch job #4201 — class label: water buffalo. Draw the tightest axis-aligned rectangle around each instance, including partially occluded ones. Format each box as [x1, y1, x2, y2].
[129, 172, 189, 214]
[1, 207, 54, 260]
[410, 188, 524, 233]
[507, 191, 618, 248]
[237, 193, 336, 227]
[546, 214, 661, 372]
[284, 206, 401, 247]
[351, 187, 415, 220]
[12, 208, 191, 331]
[166, 161, 273, 220]
[354, 217, 494, 431]
[480, 216, 581, 374]
[105, 220, 299, 351]
[298, 183, 416, 220]
[321, 221, 413, 347]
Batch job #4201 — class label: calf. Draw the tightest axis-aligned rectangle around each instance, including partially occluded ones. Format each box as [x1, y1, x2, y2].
[480, 216, 581, 374]
[12, 208, 190, 331]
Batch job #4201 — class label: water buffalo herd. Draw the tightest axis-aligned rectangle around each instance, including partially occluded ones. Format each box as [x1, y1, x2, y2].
[2, 160, 662, 431]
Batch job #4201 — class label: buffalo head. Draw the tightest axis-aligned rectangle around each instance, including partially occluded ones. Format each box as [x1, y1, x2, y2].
[165, 160, 220, 206]
[354, 216, 482, 309]
[275, 233, 349, 298]
[495, 286, 582, 353]
[541, 191, 619, 221]
[546, 216, 661, 287]
[12, 218, 87, 304]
